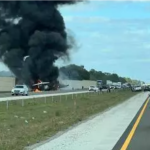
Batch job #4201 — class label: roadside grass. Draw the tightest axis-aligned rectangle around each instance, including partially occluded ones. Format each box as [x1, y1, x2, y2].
[0, 90, 138, 150]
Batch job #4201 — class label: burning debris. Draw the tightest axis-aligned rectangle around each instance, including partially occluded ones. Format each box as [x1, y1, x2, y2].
[0, 1, 82, 90]
[32, 80, 46, 92]
[31, 79, 59, 91]
[34, 89, 41, 93]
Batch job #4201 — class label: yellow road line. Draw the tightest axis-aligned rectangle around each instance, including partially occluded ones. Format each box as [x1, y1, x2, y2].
[121, 97, 149, 150]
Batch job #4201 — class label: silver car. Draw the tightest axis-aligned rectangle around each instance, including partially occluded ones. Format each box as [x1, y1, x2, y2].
[11, 85, 29, 96]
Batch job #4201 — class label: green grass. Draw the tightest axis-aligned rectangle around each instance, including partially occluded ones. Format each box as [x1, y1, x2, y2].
[0, 90, 137, 150]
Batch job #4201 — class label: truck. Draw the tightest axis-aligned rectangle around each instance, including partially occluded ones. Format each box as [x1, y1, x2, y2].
[97, 80, 103, 89]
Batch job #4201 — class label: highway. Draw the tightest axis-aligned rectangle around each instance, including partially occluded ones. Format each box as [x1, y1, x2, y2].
[2, 89, 148, 150]
[26, 92, 149, 150]
[0, 89, 88, 102]
[0, 89, 86, 97]
[0, 89, 111, 102]
[113, 93, 150, 150]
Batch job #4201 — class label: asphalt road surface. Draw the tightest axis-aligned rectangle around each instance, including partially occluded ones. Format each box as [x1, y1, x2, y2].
[113, 94, 150, 150]
[0, 89, 87, 98]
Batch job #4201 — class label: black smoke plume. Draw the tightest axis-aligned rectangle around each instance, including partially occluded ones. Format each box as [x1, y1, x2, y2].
[0, 1, 82, 88]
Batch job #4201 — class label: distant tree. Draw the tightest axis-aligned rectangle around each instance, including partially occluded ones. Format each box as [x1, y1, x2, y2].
[109, 73, 119, 82]
[80, 65, 84, 69]
[59, 64, 90, 80]
[59, 64, 141, 84]
[119, 77, 126, 83]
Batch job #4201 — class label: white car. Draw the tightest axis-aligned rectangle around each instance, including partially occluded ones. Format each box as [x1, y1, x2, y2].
[11, 85, 29, 96]
[89, 86, 99, 92]
[133, 86, 142, 91]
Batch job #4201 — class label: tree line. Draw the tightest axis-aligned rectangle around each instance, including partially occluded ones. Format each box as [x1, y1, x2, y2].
[59, 64, 142, 84]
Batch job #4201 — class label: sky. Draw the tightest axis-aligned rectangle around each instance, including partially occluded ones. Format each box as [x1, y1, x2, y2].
[1, 1, 150, 82]
[57, 0, 150, 82]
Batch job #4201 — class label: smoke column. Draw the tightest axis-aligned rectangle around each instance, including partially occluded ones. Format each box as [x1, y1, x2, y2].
[0, 1, 81, 87]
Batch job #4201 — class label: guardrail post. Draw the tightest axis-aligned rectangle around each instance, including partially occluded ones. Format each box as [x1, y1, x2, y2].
[72, 93, 73, 99]
[60, 95, 61, 102]
[52, 96, 53, 102]
[33, 97, 35, 103]
[66, 95, 67, 101]
[74, 99, 76, 111]
[22, 99, 24, 107]
[45, 97, 47, 103]
[6, 100, 9, 109]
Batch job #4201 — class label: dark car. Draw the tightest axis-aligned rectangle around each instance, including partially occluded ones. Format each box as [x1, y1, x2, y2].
[102, 85, 108, 89]
[144, 86, 150, 91]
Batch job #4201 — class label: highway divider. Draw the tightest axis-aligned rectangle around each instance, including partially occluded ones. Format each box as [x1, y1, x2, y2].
[0, 91, 90, 102]
[0, 90, 114, 109]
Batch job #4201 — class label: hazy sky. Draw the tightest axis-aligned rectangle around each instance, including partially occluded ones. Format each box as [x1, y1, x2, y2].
[1, 1, 150, 82]
[58, 0, 150, 82]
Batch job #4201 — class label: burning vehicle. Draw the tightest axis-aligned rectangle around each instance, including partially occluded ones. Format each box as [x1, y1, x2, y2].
[32, 80, 58, 92]
[16, 78, 69, 92]
[0, 1, 81, 91]
[32, 80, 69, 92]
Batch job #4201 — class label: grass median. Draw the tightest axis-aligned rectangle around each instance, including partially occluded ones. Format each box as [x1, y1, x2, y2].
[0, 89, 137, 150]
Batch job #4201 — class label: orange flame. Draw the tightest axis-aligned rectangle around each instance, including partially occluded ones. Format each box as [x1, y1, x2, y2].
[34, 89, 41, 92]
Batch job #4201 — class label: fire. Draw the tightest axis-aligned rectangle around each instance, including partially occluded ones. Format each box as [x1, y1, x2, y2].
[32, 79, 42, 92]
[34, 88, 41, 92]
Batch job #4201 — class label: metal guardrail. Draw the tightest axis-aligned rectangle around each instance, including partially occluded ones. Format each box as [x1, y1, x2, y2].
[0, 91, 89, 102]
